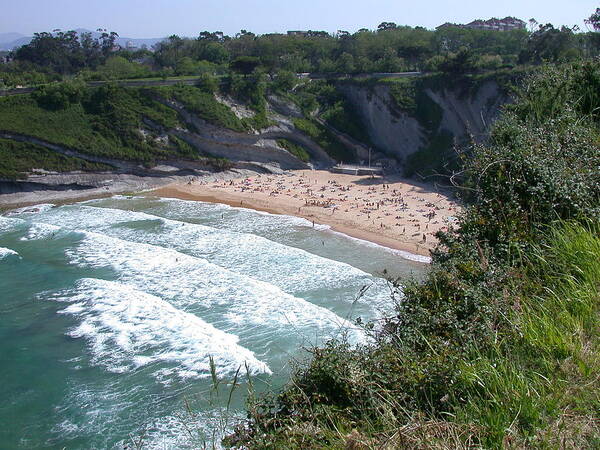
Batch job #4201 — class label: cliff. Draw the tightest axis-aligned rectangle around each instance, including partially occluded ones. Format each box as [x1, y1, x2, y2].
[337, 77, 510, 174]
[0, 75, 512, 196]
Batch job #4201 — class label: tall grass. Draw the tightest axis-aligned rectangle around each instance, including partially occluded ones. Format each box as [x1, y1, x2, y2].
[452, 222, 600, 448]
[229, 221, 599, 449]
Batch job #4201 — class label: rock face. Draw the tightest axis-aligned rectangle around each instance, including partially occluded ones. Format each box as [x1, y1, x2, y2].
[426, 81, 508, 143]
[155, 98, 333, 170]
[1, 78, 511, 200]
[339, 84, 424, 160]
[338, 80, 509, 162]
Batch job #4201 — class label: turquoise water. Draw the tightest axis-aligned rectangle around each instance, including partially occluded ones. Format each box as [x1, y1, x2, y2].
[0, 196, 427, 448]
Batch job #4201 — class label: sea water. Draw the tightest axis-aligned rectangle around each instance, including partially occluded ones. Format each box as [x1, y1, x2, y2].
[0, 196, 427, 448]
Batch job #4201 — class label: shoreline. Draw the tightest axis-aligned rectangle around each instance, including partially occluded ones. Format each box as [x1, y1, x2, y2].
[1, 168, 460, 261]
[150, 170, 461, 258]
[0, 169, 263, 212]
[148, 187, 432, 260]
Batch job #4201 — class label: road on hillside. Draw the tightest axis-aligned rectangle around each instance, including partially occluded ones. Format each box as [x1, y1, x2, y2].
[0, 72, 422, 97]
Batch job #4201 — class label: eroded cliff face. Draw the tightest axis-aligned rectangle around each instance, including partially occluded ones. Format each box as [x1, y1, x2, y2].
[0, 78, 510, 194]
[338, 80, 509, 163]
[339, 84, 425, 159]
[152, 97, 337, 170]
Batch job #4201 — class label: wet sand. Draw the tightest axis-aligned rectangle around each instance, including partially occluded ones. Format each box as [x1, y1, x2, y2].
[151, 170, 461, 257]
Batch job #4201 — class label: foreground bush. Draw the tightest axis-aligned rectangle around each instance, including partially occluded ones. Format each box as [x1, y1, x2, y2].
[228, 61, 600, 448]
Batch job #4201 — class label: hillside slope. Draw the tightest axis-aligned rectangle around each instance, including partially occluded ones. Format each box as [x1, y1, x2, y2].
[229, 61, 600, 450]
[0, 73, 515, 195]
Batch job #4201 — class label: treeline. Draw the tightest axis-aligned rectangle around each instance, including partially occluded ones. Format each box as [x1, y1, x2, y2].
[1, 8, 600, 88]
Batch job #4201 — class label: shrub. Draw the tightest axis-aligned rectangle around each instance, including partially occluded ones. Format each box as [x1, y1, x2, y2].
[230, 60, 600, 449]
[32, 80, 85, 110]
[196, 73, 219, 94]
[272, 70, 297, 92]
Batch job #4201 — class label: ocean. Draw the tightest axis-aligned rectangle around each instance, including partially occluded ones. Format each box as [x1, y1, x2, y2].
[0, 195, 427, 448]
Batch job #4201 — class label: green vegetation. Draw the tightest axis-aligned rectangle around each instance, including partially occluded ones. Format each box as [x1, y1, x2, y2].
[290, 80, 373, 145]
[225, 72, 274, 131]
[0, 139, 112, 179]
[0, 82, 203, 162]
[3, 9, 600, 89]
[380, 70, 531, 177]
[384, 76, 454, 176]
[158, 84, 247, 132]
[229, 60, 600, 449]
[405, 131, 454, 176]
[387, 77, 443, 130]
[276, 139, 310, 162]
[292, 117, 354, 162]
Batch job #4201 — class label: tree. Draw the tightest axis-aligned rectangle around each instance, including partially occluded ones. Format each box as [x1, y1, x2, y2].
[98, 55, 149, 79]
[98, 29, 119, 56]
[438, 47, 476, 74]
[336, 52, 355, 73]
[520, 24, 579, 63]
[202, 43, 229, 64]
[196, 72, 219, 93]
[585, 8, 600, 31]
[377, 22, 397, 32]
[33, 80, 85, 110]
[230, 56, 261, 75]
[273, 70, 297, 91]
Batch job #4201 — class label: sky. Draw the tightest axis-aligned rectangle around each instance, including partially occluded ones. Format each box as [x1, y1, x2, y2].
[1, 0, 598, 38]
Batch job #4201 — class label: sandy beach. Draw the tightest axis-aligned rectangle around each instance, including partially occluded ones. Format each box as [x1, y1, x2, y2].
[151, 169, 461, 257]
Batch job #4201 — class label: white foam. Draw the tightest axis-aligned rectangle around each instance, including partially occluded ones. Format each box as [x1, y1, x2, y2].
[20, 222, 61, 241]
[158, 196, 330, 230]
[6, 203, 56, 215]
[53, 278, 271, 380]
[0, 215, 25, 233]
[326, 229, 432, 264]
[65, 231, 364, 344]
[157, 197, 429, 263]
[117, 410, 238, 450]
[0, 247, 19, 260]
[38, 205, 381, 295]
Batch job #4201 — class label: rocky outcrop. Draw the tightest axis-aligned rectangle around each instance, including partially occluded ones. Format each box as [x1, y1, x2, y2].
[157, 98, 333, 169]
[338, 84, 424, 160]
[267, 94, 304, 118]
[338, 80, 509, 161]
[425, 81, 506, 142]
[170, 128, 309, 170]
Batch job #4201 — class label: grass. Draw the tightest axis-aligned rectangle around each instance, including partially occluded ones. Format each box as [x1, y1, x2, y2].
[0, 95, 115, 155]
[0, 138, 113, 179]
[451, 222, 600, 447]
[276, 139, 310, 162]
[230, 221, 600, 448]
[0, 86, 203, 162]
[242, 110, 274, 132]
[292, 117, 355, 162]
[156, 85, 248, 132]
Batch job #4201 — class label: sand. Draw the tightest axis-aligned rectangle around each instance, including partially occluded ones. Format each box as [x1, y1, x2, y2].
[151, 169, 461, 257]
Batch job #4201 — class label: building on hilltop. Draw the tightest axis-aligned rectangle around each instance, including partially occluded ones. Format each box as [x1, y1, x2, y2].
[466, 17, 526, 31]
[287, 31, 308, 37]
[287, 30, 330, 38]
[436, 17, 526, 31]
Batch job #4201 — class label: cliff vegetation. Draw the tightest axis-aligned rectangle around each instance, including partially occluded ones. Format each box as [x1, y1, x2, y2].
[227, 60, 600, 449]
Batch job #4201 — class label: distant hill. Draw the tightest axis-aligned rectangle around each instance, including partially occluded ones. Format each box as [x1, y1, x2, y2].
[0, 29, 166, 51]
[0, 32, 26, 43]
